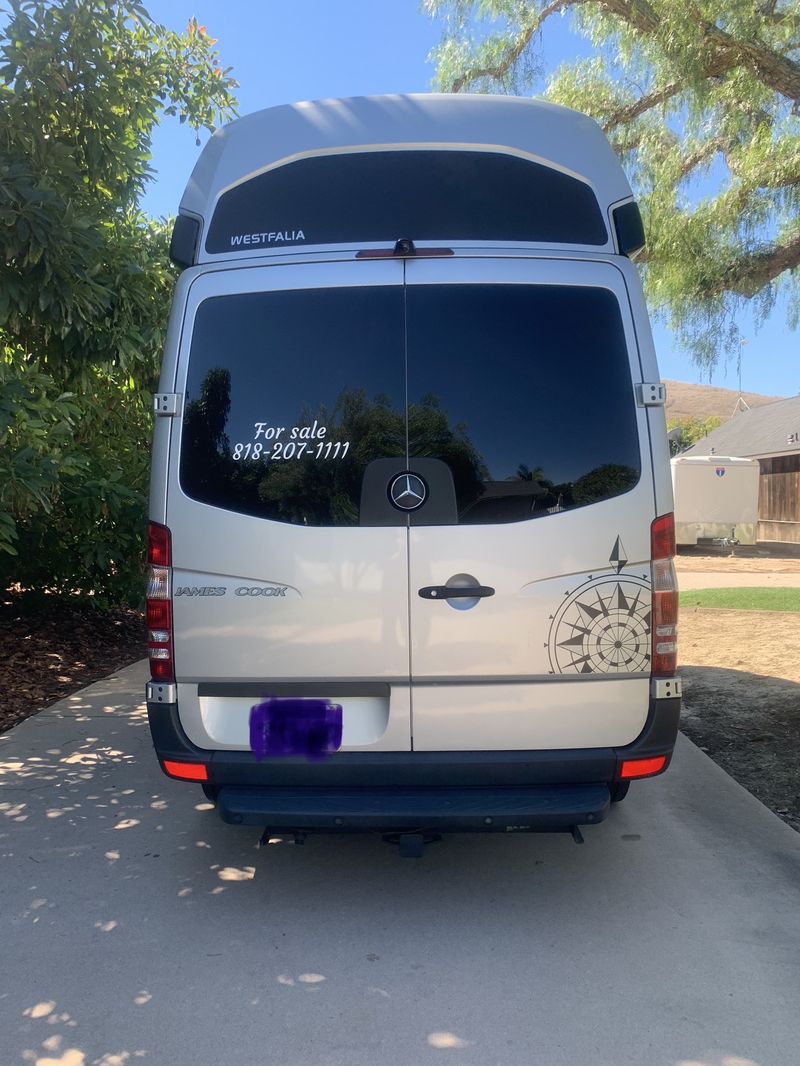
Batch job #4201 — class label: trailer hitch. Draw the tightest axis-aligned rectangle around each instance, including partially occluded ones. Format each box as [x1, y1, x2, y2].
[382, 831, 442, 858]
[257, 829, 307, 848]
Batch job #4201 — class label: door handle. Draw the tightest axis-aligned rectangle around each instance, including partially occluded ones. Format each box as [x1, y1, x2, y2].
[418, 585, 495, 600]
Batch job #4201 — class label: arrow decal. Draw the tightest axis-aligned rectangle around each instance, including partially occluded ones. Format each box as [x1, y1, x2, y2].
[609, 535, 628, 573]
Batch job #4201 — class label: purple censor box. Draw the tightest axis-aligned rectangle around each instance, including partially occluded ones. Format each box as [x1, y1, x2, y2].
[249, 697, 343, 762]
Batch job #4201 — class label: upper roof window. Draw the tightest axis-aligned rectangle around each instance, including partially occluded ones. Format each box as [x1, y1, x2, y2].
[204, 149, 608, 253]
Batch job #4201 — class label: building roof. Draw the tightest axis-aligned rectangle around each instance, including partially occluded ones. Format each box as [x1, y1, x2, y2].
[671, 455, 759, 467]
[684, 394, 800, 459]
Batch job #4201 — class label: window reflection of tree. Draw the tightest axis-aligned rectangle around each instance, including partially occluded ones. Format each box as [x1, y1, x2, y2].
[261, 392, 492, 525]
[258, 390, 406, 526]
[182, 375, 486, 526]
[408, 394, 488, 512]
[181, 369, 638, 526]
[572, 464, 639, 506]
[181, 367, 233, 503]
[459, 462, 638, 523]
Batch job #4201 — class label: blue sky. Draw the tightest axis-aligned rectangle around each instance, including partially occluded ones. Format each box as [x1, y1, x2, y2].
[141, 0, 798, 398]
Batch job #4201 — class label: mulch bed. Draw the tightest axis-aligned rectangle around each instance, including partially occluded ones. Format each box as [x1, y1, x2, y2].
[0, 589, 145, 734]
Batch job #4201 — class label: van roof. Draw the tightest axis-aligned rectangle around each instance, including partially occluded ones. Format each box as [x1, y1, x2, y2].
[177, 94, 635, 263]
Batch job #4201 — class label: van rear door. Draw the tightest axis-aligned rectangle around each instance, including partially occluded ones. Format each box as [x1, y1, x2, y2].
[167, 261, 412, 752]
[405, 257, 654, 751]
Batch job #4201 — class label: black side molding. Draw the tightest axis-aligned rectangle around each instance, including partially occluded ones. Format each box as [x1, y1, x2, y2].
[197, 682, 390, 699]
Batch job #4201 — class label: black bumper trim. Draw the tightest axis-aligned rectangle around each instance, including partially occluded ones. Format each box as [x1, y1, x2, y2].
[217, 784, 611, 833]
[198, 681, 391, 698]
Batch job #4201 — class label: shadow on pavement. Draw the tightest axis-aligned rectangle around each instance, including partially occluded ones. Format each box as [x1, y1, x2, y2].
[1, 664, 799, 1066]
[680, 664, 800, 831]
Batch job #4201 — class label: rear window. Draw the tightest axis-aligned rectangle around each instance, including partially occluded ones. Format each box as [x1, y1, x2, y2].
[179, 287, 406, 527]
[205, 150, 608, 253]
[405, 284, 641, 524]
[179, 284, 640, 526]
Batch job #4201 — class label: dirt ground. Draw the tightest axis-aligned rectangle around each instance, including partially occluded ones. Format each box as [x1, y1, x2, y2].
[675, 551, 800, 832]
[0, 589, 145, 734]
[676, 551, 800, 575]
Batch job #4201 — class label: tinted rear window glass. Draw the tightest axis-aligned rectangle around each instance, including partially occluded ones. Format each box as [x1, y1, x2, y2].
[179, 287, 406, 526]
[205, 150, 608, 253]
[405, 285, 640, 523]
[179, 283, 640, 526]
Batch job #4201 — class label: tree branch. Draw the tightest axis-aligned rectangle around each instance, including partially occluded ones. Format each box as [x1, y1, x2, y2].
[602, 83, 681, 129]
[708, 231, 800, 297]
[677, 137, 728, 180]
[450, 0, 800, 107]
[450, 0, 584, 92]
[599, 0, 800, 104]
[602, 50, 742, 129]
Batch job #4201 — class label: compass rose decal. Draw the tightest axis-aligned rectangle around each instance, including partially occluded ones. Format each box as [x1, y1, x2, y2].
[547, 574, 651, 675]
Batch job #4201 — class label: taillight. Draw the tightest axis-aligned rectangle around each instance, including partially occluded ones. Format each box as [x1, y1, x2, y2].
[651, 512, 678, 676]
[620, 754, 668, 780]
[147, 522, 171, 567]
[147, 521, 174, 682]
[161, 759, 208, 782]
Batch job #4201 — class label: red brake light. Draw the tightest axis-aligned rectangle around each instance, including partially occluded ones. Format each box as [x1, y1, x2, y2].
[147, 522, 174, 682]
[147, 599, 170, 629]
[148, 522, 171, 566]
[147, 599, 174, 680]
[355, 247, 454, 259]
[150, 658, 174, 681]
[620, 755, 668, 780]
[161, 760, 208, 782]
[651, 512, 676, 560]
[651, 512, 678, 677]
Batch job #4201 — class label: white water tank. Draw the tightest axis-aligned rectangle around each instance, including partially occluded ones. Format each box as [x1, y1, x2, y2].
[671, 455, 760, 545]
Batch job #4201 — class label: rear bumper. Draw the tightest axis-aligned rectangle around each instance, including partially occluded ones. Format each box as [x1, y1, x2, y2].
[216, 783, 611, 832]
[146, 693, 680, 832]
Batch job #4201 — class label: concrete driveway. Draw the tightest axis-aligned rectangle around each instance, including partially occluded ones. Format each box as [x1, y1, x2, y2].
[1, 662, 799, 1066]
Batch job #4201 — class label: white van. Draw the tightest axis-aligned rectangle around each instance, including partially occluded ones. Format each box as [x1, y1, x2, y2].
[146, 95, 681, 850]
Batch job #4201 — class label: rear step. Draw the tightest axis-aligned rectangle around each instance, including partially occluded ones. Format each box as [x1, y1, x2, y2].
[217, 784, 610, 835]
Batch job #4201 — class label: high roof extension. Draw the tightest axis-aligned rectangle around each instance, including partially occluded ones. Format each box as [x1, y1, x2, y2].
[170, 94, 643, 268]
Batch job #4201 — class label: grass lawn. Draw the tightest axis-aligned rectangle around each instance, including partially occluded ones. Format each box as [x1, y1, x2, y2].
[679, 587, 800, 612]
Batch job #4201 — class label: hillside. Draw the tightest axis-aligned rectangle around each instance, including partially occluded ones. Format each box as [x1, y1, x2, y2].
[664, 380, 785, 423]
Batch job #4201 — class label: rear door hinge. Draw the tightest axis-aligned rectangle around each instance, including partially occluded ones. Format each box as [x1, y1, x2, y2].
[146, 681, 177, 704]
[637, 383, 666, 407]
[651, 677, 682, 700]
[153, 393, 182, 417]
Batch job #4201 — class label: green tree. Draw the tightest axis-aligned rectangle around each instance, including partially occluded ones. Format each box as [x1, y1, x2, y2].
[426, 0, 800, 370]
[0, 0, 237, 600]
[667, 414, 723, 454]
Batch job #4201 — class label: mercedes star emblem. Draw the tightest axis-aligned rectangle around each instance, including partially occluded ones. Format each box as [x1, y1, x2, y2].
[389, 472, 427, 511]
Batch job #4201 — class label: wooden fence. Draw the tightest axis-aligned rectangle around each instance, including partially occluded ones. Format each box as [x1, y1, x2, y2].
[757, 454, 800, 543]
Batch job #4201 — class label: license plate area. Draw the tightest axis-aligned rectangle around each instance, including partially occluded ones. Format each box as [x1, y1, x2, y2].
[182, 685, 410, 752]
[250, 698, 343, 761]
